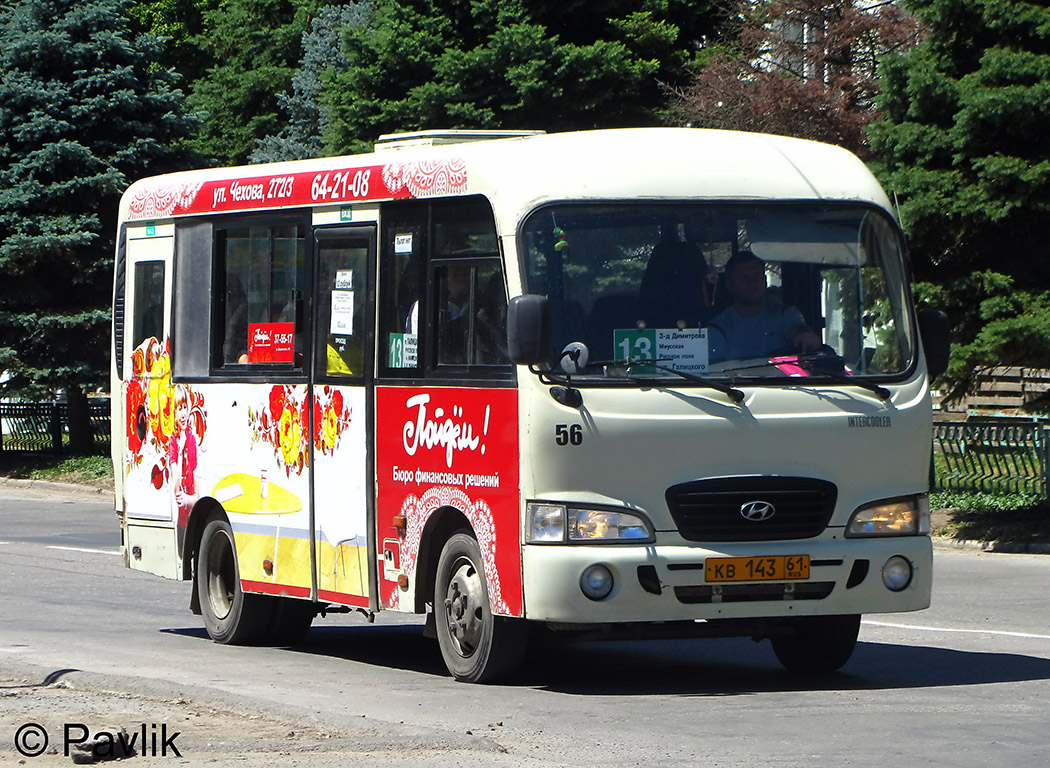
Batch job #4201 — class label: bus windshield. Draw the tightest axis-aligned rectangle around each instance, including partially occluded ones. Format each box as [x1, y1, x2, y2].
[519, 202, 914, 382]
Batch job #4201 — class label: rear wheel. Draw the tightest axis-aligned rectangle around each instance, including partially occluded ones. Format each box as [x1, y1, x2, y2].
[196, 515, 273, 644]
[434, 532, 527, 683]
[771, 614, 861, 673]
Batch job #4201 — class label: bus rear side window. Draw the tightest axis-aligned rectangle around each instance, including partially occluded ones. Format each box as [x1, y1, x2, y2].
[217, 223, 306, 369]
[131, 261, 165, 350]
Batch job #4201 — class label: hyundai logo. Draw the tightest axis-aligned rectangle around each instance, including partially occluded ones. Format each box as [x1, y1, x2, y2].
[740, 501, 776, 522]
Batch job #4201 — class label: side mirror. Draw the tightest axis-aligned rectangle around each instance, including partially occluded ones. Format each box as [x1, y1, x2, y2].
[917, 308, 950, 380]
[507, 294, 551, 365]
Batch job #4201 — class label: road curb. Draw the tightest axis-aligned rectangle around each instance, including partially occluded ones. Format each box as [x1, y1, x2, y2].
[932, 535, 1050, 555]
[0, 476, 112, 498]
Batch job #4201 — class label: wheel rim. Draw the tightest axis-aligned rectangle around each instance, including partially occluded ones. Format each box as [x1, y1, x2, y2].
[205, 529, 236, 621]
[442, 555, 485, 658]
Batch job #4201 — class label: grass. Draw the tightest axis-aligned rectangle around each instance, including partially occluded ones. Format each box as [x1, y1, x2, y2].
[929, 491, 1050, 544]
[0, 453, 113, 490]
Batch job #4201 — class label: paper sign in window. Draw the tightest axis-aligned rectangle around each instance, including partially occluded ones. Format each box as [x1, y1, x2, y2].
[330, 290, 355, 336]
[388, 332, 418, 368]
[248, 322, 295, 363]
[334, 270, 354, 290]
[613, 328, 708, 373]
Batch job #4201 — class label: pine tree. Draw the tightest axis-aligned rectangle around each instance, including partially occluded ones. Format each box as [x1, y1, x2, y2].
[0, 0, 195, 451]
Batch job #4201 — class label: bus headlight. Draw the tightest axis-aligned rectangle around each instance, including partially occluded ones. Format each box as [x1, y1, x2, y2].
[526, 503, 566, 543]
[526, 503, 653, 543]
[846, 495, 930, 537]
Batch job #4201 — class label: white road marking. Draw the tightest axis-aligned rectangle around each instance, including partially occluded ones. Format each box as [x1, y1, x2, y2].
[864, 619, 1050, 641]
[45, 545, 120, 556]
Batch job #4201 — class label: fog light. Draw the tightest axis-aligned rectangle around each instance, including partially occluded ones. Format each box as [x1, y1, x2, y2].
[882, 556, 912, 591]
[580, 564, 614, 601]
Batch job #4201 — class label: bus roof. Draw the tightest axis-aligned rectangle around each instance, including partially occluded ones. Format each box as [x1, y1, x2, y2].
[119, 128, 892, 229]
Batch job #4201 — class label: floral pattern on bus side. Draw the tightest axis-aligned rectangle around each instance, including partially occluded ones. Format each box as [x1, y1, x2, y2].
[125, 337, 207, 490]
[127, 180, 205, 219]
[387, 486, 507, 614]
[248, 385, 352, 476]
[382, 158, 468, 198]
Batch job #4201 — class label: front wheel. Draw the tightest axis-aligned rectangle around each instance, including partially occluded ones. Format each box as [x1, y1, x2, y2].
[196, 515, 273, 644]
[434, 532, 527, 683]
[771, 614, 861, 673]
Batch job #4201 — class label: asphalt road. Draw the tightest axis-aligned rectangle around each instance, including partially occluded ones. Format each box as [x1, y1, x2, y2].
[2, 482, 1049, 767]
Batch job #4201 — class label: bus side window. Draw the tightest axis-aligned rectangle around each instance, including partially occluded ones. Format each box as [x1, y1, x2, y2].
[378, 196, 510, 378]
[379, 209, 426, 375]
[474, 260, 510, 365]
[131, 261, 165, 353]
[430, 199, 509, 372]
[215, 222, 306, 370]
[434, 259, 509, 367]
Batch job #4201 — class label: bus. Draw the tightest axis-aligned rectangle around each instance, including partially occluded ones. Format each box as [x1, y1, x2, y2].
[111, 128, 949, 682]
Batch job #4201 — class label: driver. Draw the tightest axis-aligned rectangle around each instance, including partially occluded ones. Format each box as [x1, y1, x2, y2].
[707, 251, 821, 361]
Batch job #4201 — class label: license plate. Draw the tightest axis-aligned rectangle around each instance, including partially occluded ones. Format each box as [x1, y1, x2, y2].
[705, 555, 810, 582]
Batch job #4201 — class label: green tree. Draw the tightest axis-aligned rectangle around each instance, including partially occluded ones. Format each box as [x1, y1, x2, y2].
[251, 2, 373, 162]
[0, 0, 195, 451]
[128, 0, 218, 85]
[186, 0, 316, 164]
[321, 0, 718, 154]
[868, 0, 1050, 403]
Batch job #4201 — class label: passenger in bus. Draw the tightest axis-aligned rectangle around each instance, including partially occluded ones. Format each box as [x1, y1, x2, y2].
[439, 263, 474, 364]
[707, 251, 821, 361]
[474, 268, 509, 364]
[403, 263, 470, 334]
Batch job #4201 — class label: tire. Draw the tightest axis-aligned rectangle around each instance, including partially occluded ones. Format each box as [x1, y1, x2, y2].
[196, 515, 273, 645]
[771, 614, 861, 674]
[434, 532, 527, 683]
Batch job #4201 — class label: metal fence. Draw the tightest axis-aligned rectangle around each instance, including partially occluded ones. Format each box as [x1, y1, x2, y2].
[932, 421, 1050, 498]
[0, 401, 111, 454]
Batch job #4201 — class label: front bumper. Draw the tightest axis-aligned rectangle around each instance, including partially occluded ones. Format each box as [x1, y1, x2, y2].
[521, 536, 932, 623]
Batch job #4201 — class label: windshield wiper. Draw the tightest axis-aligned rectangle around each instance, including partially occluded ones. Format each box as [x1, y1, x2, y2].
[716, 354, 890, 400]
[790, 356, 891, 400]
[600, 358, 746, 404]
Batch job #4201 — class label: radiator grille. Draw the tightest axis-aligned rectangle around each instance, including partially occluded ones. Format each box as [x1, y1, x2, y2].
[665, 476, 837, 542]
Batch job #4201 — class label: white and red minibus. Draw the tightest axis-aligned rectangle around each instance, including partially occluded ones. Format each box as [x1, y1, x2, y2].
[111, 128, 948, 681]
